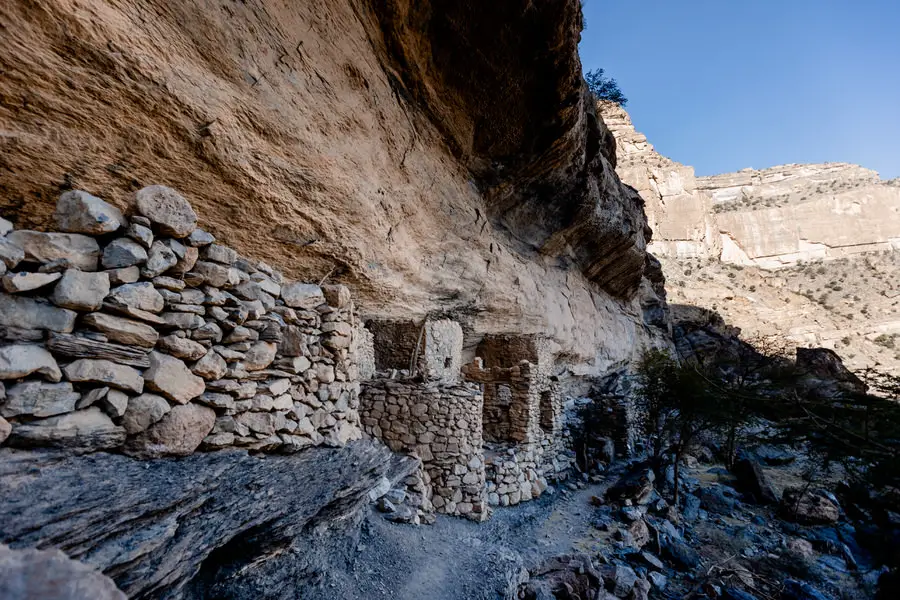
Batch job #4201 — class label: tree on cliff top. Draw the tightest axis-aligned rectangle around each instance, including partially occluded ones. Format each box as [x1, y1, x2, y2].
[585, 68, 628, 106]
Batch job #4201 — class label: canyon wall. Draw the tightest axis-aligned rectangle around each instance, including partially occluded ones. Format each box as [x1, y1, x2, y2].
[599, 102, 720, 261]
[702, 165, 900, 268]
[600, 103, 900, 270]
[599, 102, 900, 374]
[0, 0, 667, 381]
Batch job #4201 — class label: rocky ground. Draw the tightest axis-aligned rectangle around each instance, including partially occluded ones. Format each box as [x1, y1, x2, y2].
[314, 437, 886, 600]
[661, 251, 900, 376]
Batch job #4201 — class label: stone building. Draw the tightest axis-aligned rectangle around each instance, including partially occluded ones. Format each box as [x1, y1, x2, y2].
[358, 326, 575, 519]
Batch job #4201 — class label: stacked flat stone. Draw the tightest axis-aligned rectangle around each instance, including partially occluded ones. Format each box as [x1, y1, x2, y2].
[462, 358, 569, 507]
[484, 444, 547, 507]
[0, 186, 362, 456]
[359, 379, 488, 521]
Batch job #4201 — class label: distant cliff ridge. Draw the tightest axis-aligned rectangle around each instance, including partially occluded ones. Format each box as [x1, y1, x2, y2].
[599, 101, 900, 375]
[600, 101, 900, 269]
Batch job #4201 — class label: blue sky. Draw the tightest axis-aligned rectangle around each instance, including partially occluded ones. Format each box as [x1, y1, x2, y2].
[579, 0, 900, 179]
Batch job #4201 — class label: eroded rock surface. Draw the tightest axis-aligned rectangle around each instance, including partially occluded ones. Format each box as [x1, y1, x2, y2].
[0, 442, 417, 599]
[0, 0, 664, 375]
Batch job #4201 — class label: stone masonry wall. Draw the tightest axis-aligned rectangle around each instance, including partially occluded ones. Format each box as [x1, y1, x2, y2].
[368, 318, 463, 383]
[0, 187, 362, 456]
[359, 379, 487, 520]
[462, 358, 571, 507]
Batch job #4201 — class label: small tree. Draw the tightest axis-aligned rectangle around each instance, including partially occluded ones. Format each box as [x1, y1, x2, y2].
[585, 68, 628, 106]
[634, 350, 725, 505]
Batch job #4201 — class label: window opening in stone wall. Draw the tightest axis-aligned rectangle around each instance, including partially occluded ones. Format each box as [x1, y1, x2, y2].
[539, 389, 554, 433]
[482, 383, 514, 442]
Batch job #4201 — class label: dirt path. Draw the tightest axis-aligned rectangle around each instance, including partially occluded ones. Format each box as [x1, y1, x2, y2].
[319, 480, 615, 600]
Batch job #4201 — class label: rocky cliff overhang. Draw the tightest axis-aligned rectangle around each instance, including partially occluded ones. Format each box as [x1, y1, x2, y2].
[368, 0, 649, 297]
[0, 0, 659, 371]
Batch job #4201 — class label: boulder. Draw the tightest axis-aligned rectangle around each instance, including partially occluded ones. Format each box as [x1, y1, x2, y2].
[7, 407, 126, 451]
[191, 350, 227, 380]
[0, 416, 9, 444]
[7, 231, 99, 271]
[602, 564, 637, 598]
[51, 269, 110, 311]
[106, 282, 164, 313]
[121, 393, 171, 435]
[242, 341, 277, 371]
[192, 261, 240, 288]
[143, 351, 205, 404]
[124, 403, 215, 458]
[152, 276, 184, 291]
[203, 243, 237, 265]
[126, 223, 153, 248]
[0, 344, 62, 382]
[322, 284, 351, 308]
[723, 588, 760, 600]
[106, 265, 141, 286]
[628, 518, 651, 548]
[160, 311, 204, 330]
[780, 488, 840, 525]
[133, 185, 197, 237]
[606, 465, 655, 505]
[187, 228, 215, 247]
[82, 311, 158, 348]
[1, 381, 79, 418]
[698, 486, 737, 514]
[661, 537, 701, 570]
[54, 190, 125, 234]
[753, 444, 795, 466]
[1, 271, 61, 293]
[197, 392, 235, 411]
[781, 579, 832, 600]
[0, 441, 416, 598]
[281, 282, 325, 309]
[75, 387, 109, 410]
[733, 457, 778, 504]
[236, 411, 277, 436]
[169, 245, 199, 276]
[0, 543, 126, 600]
[98, 389, 129, 418]
[0, 237, 25, 269]
[141, 240, 177, 278]
[63, 359, 143, 394]
[157, 335, 207, 360]
[101, 237, 148, 269]
[0, 293, 77, 333]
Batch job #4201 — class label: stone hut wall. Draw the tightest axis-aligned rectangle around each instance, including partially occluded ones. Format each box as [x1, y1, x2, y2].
[367, 320, 422, 372]
[367, 318, 463, 383]
[358, 378, 487, 521]
[0, 187, 362, 456]
[462, 352, 574, 507]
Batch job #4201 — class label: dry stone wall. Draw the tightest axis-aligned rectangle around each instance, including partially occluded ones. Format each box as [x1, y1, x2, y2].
[359, 378, 487, 521]
[463, 343, 574, 509]
[0, 187, 362, 456]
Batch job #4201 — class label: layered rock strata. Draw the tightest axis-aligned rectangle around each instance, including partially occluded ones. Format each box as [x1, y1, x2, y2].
[0, 187, 363, 455]
[0, 443, 417, 599]
[599, 101, 720, 261]
[700, 164, 900, 268]
[0, 0, 665, 377]
[600, 101, 900, 269]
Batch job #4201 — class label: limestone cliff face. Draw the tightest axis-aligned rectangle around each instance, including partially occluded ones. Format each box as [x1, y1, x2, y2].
[599, 102, 900, 374]
[700, 164, 900, 268]
[600, 104, 900, 270]
[0, 1, 664, 376]
[599, 102, 720, 260]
